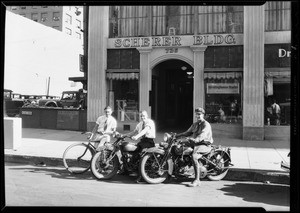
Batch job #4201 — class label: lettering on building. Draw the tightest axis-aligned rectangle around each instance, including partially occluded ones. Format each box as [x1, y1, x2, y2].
[278, 48, 291, 58]
[113, 34, 237, 48]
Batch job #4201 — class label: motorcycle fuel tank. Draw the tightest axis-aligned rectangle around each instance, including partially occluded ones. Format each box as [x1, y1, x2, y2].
[121, 142, 137, 152]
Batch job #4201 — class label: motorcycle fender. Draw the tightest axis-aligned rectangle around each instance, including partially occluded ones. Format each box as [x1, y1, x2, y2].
[214, 149, 231, 162]
[167, 158, 174, 175]
[143, 147, 165, 155]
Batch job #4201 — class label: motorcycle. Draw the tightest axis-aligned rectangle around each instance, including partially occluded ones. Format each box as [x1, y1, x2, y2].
[139, 132, 233, 184]
[90, 132, 148, 180]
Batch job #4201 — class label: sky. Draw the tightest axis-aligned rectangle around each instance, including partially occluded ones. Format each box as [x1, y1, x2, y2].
[4, 11, 84, 97]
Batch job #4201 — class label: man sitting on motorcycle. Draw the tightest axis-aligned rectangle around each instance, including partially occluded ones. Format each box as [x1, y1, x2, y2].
[176, 107, 214, 187]
[125, 110, 156, 183]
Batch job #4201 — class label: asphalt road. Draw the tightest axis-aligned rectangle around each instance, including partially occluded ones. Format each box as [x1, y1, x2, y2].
[4, 162, 289, 211]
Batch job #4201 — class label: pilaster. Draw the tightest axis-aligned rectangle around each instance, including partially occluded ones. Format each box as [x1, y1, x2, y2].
[137, 48, 152, 118]
[87, 6, 109, 130]
[190, 45, 207, 122]
[243, 5, 265, 140]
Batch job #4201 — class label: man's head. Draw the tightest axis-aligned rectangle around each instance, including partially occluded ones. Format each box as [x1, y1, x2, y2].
[140, 110, 148, 122]
[104, 106, 113, 116]
[195, 107, 205, 122]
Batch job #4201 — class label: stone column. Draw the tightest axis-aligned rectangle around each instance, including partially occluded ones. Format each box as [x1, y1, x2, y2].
[87, 6, 109, 130]
[137, 48, 152, 118]
[190, 46, 207, 122]
[243, 5, 265, 140]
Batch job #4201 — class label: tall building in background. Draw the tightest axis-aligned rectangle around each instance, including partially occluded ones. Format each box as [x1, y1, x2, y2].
[6, 5, 83, 45]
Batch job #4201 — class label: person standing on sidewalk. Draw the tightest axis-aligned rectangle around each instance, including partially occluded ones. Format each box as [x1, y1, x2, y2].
[90, 106, 117, 151]
[176, 107, 214, 187]
[271, 99, 281, 125]
[125, 110, 156, 183]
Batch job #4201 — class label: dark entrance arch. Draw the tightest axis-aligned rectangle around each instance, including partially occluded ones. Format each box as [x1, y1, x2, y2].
[151, 59, 193, 131]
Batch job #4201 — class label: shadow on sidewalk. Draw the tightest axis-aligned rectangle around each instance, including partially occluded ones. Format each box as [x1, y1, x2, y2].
[219, 182, 290, 207]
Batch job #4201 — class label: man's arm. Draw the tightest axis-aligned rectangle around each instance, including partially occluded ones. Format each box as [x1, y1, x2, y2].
[176, 126, 193, 138]
[132, 126, 150, 140]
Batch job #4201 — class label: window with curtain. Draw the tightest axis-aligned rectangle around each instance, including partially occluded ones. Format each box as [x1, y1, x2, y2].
[109, 6, 148, 38]
[265, 1, 291, 31]
[152, 6, 166, 36]
[197, 6, 243, 34]
[179, 6, 194, 35]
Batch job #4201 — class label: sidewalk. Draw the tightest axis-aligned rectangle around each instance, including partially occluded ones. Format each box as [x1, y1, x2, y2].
[4, 128, 290, 185]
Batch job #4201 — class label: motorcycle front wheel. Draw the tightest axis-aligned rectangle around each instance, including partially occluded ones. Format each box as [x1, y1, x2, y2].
[206, 150, 230, 181]
[90, 150, 119, 180]
[140, 153, 168, 184]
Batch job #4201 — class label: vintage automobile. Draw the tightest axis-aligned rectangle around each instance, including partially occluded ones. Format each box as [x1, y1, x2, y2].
[37, 89, 87, 109]
[3, 89, 26, 117]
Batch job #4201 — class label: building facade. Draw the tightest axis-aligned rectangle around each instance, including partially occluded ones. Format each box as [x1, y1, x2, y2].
[86, 3, 291, 140]
[7, 5, 84, 44]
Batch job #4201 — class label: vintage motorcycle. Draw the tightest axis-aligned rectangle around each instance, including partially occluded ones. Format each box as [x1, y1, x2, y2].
[90, 132, 148, 180]
[139, 132, 233, 184]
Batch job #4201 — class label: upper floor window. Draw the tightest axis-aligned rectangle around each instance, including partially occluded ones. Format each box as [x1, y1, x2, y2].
[65, 14, 72, 24]
[41, 13, 48, 22]
[32, 6, 37, 9]
[76, 19, 81, 30]
[20, 6, 26, 9]
[31, 13, 38, 22]
[11, 6, 17, 10]
[66, 28, 72, 35]
[265, 1, 291, 31]
[42, 6, 48, 8]
[53, 12, 60, 21]
[197, 6, 243, 34]
[109, 6, 148, 38]
[76, 32, 81, 39]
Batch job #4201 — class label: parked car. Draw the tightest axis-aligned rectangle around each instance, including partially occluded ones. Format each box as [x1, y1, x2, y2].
[37, 89, 87, 109]
[3, 89, 25, 117]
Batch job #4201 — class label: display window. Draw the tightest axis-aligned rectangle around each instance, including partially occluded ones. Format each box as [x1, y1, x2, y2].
[264, 76, 290, 126]
[204, 73, 242, 124]
[110, 78, 139, 122]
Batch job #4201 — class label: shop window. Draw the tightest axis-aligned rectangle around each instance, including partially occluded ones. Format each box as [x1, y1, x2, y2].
[264, 78, 290, 126]
[111, 79, 139, 122]
[107, 49, 140, 69]
[204, 76, 242, 124]
[265, 1, 291, 31]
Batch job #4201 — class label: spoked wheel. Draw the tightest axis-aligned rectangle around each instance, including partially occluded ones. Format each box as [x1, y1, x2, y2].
[206, 150, 231, 181]
[140, 153, 169, 184]
[63, 142, 94, 174]
[90, 150, 119, 180]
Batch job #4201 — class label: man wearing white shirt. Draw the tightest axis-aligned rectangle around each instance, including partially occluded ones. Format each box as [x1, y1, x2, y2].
[90, 106, 117, 150]
[125, 110, 156, 183]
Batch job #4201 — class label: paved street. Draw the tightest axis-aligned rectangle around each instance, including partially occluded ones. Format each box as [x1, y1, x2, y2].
[4, 162, 289, 211]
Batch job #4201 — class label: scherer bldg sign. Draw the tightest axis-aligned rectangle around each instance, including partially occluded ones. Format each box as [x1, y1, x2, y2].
[107, 34, 243, 49]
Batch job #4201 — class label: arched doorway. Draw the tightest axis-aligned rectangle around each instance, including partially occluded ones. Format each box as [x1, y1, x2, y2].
[152, 59, 194, 131]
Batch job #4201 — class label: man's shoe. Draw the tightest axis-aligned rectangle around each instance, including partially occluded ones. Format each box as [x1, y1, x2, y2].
[187, 180, 201, 187]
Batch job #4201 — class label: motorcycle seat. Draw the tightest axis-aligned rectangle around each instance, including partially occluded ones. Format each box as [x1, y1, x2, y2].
[195, 145, 212, 155]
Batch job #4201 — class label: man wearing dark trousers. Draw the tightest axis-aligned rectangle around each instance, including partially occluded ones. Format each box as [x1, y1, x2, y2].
[125, 110, 156, 183]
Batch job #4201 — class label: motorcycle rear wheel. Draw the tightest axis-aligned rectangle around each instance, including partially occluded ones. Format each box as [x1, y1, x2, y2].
[206, 150, 230, 181]
[140, 153, 168, 184]
[90, 150, 119, 180]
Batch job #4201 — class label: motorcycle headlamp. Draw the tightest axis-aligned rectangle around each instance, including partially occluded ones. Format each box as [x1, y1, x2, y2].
[163, 133, 171, 142]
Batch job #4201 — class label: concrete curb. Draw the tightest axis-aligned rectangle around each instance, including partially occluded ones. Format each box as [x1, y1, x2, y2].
[5, 154, 290, 185]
